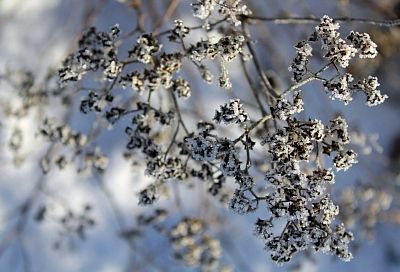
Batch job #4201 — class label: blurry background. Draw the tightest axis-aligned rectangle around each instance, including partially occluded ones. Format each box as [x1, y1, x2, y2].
[0, 0, 399, 271]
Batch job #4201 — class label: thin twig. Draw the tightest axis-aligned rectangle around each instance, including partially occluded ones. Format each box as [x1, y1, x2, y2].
[169, 89, 189, 134]
[279, 62, 332, 97]
[233, 114, 272, 144]
[163, 123, 180, 160]
[153, 0, 181, 35]
[239, 56, 268, 116]
[155, 17, 227, 37]
[243, 15, 400, 27]
[242, 24, 280, 98]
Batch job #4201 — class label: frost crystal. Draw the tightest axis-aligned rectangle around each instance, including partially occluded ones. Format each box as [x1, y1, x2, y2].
[356, 76, 388, 106]
[324, 73, 354, 105]
[315, 16, 357, 68]
[128, 34, 162, 64]
[289, 41, 313, 82]
[334, 150, 358, 171]
[347, 31, 378, 59]
[213, 99, 249, 124]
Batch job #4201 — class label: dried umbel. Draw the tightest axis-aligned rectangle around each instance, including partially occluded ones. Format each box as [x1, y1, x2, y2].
[59, 25, 121, 82]
[290, 15, 387, 107]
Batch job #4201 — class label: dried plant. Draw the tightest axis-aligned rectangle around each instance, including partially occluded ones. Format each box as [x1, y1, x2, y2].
[1, 0, 400, 270]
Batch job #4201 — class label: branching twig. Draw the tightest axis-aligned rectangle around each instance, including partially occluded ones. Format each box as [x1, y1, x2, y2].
[243, 15, 400, 27]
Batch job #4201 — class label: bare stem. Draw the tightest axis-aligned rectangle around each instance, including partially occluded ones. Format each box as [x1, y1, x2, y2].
[280, 62, 332, 97]
[243, 24, 280, 99]
[234, 114, 272, 144]
[243, 15, 400, 27]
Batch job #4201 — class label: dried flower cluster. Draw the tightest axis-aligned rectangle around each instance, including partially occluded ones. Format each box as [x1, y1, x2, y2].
[290, 15, 387, 107]
[59, 25, 121, 82]
[191, 0, 252, 26]
[53, 9, 391, 265]
[339, 185, 392, 240]
[135, 209, 229, 271]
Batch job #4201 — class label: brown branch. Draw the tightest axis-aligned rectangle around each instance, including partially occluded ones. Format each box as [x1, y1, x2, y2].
[153, 0, 181, 35]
